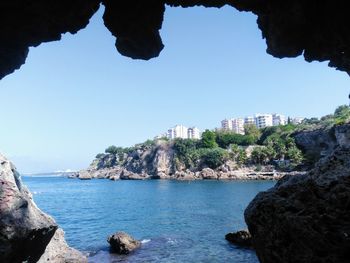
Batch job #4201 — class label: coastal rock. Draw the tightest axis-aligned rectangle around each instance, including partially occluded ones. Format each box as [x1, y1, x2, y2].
[120, 169, 149, 180]
[152, 142, 175, 176]
[293, 127, 337, 166]
[38, 228, 87, 263]
[200, 168, 218, 180]
[107, 232, 141, 254]
[0, 153, 86, 263]
[245, 124, 350, 263]
[225, 230, 252, 248]
[0, 153, 57, 262]
[174, 170, 196, 180]
[78, 170, 92, 180]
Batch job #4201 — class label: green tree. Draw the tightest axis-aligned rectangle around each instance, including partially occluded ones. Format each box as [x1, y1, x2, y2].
[215, 130, 256, 148]
[95, 153, 105, 159]
[230, 144, 247, 166]
[201, 130, 218, 148]
[105, 145, 124, 155]
[244, 124, 261, 142]
[251, 146, 275, 165]
[334, 105, 350, 124]
[286, 146, 304, 166]
[334, 105, 350, 117]
[200, 148, 228, 169]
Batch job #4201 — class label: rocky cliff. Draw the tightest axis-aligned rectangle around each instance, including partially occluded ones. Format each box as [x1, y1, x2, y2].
[78, 140, 298, 181]
[244, 123, 350, 263]
[0, 153, 86, 263]
[293, 126, 338, 167]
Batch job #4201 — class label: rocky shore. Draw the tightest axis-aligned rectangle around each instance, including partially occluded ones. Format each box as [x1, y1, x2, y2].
[0, 153, 86, 263]
[244, 123, 350, 263]
[75, 139, 306, 181]
[74, 166, 304, 181]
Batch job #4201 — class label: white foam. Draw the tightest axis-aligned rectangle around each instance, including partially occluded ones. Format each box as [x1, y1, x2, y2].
[141, 239, 151, 244]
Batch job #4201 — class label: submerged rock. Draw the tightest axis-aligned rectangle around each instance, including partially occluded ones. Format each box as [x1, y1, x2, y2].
[225, 230, 252, 248]
[245, 123, 350, 263]
[107, 232, 141, 254]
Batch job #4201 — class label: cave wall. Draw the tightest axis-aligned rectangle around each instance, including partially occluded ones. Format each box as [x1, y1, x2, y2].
[1, 0, 350, 79]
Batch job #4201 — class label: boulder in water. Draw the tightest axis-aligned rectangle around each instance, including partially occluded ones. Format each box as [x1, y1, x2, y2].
[225, 230, 252, 248]
[107, 232, 141, 254]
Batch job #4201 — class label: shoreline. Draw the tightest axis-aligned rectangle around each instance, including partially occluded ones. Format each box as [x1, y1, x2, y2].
[69, 169, 306, 181]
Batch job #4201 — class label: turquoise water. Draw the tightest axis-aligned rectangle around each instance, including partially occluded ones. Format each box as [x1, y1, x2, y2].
[23, 177, 273, 262]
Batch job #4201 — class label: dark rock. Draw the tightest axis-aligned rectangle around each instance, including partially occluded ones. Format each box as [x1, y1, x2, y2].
[0, 153, 57, 263]
[0, 153, 87, 263]
[225, 230, 252, 248]
[2, 1, 350, 79]
[107, 232, 141, 254]
[293, 126, 337, 166]
[0, 0, 100, 79]
[244, 123, 350, 263]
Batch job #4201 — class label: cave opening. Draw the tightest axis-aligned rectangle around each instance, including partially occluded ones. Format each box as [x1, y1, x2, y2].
[1, 3, 350, 263]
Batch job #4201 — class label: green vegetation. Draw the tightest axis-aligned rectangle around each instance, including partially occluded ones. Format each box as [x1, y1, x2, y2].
[200, 130, 218, 148]
[95, 105, 349, 171]
[215, 130, 256, 148]
[300, 105, 350, 128]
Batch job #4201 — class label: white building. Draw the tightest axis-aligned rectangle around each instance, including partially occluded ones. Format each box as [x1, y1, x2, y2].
[167, 125, 201, 140]
[188, 127, 201, 139]
[244, 116, 255, 126]
[291, 117, 304, 125]
[255, 114, 273, 129]
[232, 118, 245, 135]
[221, 119, 233, 130]
[273, 114, 287, 126]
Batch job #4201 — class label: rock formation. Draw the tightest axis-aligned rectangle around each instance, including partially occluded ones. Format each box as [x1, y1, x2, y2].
[38, 228, 87, 263]
[2, 1, 350, 79]
[0, 153, 86, 263]
[225, 230, 252, 248]
[244, 123, 350, 263]
[77, 140, 292, 181]
[293, 126, 338, 167]
[107, 232, 141, 255]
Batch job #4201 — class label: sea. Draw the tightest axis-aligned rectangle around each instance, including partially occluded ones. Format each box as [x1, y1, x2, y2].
[22, 176, 274, 263]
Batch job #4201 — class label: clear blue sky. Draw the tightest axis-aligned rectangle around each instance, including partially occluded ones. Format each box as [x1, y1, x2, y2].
[1, 6, 349, 173]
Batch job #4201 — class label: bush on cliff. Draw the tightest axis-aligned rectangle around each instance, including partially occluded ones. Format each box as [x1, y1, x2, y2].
[199, 148, 229, 169]
[200, 130, 218, 148]
[215, 130, 256, 148]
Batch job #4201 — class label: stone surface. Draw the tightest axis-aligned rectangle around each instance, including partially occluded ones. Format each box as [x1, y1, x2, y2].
[2, 1, 350, 79]
[0, 153, 57, 262]
[38, 228, 87, 263]
[200, 168, 218, 180]
[120, 169, 149, 180]
[245, 123, 350, 263]
[293, 126, 338, 166]
[0, 153, 86, 263]
[225, 230, 252, 248]
[107, 232, 141, 255]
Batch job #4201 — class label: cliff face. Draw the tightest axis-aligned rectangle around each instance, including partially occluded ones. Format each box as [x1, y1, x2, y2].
[293, 126, 338, 167]
[78, 141, 296, 181]
[244, 123, 350, 263]
[0, 154, 86, 263]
